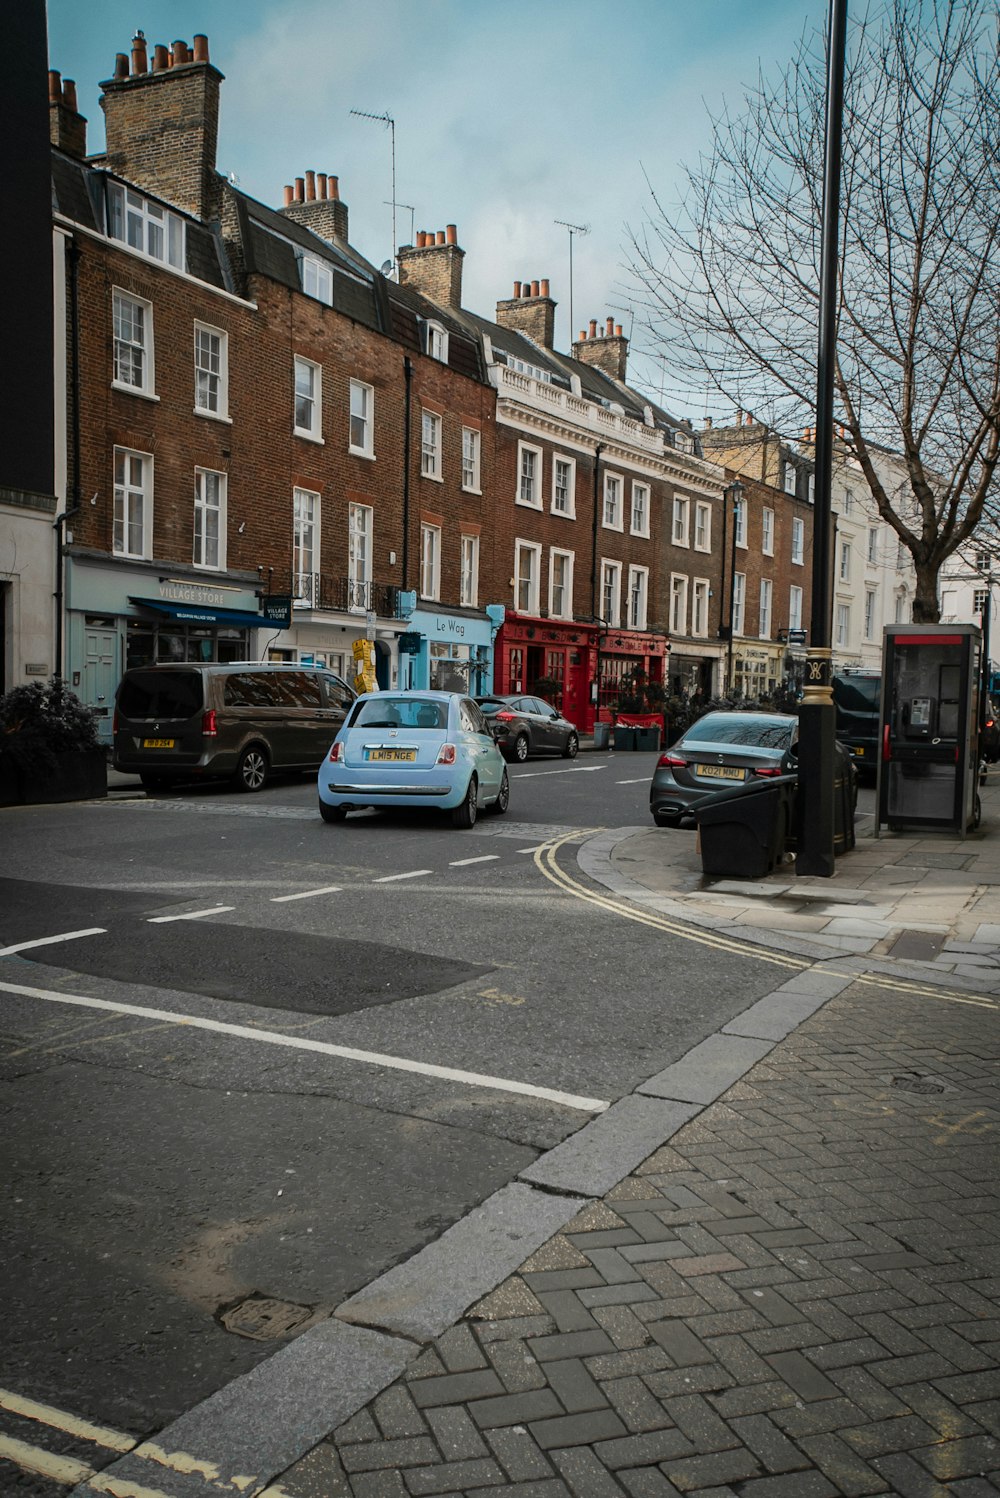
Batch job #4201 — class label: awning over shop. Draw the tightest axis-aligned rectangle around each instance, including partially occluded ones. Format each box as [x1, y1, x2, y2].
[128, 596, 274, 629]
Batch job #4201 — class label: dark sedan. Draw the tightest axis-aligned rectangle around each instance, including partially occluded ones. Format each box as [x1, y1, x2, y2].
[650, 709, 856, 827]
[476, 694, 579, 762]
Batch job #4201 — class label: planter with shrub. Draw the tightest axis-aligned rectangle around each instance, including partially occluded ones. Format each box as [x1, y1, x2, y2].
[0, 679, 107, 806]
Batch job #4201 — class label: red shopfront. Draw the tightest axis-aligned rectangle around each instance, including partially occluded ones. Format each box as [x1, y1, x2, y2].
[494, 614, 668, 734]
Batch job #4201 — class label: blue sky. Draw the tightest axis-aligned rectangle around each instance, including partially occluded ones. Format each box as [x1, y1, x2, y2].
[46, 0, 821, 418]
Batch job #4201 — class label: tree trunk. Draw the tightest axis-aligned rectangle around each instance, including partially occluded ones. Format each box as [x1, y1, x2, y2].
[912, 563, 941, 623]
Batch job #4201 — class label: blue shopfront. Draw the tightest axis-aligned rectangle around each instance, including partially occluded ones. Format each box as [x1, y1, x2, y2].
[397, 603, 504, 695]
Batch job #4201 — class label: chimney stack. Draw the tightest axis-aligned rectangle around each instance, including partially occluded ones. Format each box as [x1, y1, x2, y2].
[397, 224, 465, 309]
[279, 170, 349, 242]
[572, 313, 629, 382]
[494, 274, 557, 348]
[49, 70, 88, 157]
[99, 30, 224, 220]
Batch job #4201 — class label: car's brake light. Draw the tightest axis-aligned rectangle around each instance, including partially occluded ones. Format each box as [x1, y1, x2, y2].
[987, 719, 995, 729]
[436, 744, 456, 765]
[328, 741, 343, 763]
[883, 724, 891, 761]
[202, 709, 217, 737]
[495, 711, 516, 722]
[657, 753, 688, 768]
[753, 765, 783, 777]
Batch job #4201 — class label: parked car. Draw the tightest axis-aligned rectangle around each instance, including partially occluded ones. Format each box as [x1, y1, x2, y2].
[649, 709, 857, 828]
[832, 670, 882, 781]
[475, 694, 579, 761]
[113, 662, 356, 792]
[982, 697, 1000, 763]
[318, 690, 509, 828]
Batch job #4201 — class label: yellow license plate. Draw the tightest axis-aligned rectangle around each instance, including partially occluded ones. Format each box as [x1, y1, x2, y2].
[853, 746, 865, 756]
[367, 748, 416, 762]
[697, 763, 745, 780]
[142, 738, 175, 749]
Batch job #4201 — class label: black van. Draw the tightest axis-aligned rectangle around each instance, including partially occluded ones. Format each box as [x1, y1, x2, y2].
[832, 671, 881, 781]
[113, 662, 356, 791]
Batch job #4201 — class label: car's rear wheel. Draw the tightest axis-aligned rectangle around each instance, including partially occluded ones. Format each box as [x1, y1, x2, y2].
[234, 745, 268, 792]
[512, 733, 529, 763]
[452, 775, 478, 828]
[487, 768, 509, 816]
[319, 800, 347, 823]
[562, 732, 579, 759]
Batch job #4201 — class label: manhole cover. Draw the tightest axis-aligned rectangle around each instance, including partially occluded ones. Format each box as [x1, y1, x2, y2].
[218, 1295, 315, 1341]
[890, 1073, 945, 1095]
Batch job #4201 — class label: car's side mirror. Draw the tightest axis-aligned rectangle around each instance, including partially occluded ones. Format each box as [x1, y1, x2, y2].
[549, 711, 560, 721]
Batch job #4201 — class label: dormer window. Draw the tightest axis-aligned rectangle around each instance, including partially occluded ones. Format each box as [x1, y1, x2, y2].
[674, 430, 694, 454]
[300, 255, 333, 305]
[783, 462, 797, 495]
[422, 320, 449, 363]
[107, 182, 184, 269]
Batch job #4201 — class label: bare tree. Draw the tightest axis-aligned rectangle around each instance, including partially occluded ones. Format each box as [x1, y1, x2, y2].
[628, 0, 1000, 621]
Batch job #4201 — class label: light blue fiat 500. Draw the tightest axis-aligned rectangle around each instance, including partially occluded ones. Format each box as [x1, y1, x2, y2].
[318, 690, 509, 828]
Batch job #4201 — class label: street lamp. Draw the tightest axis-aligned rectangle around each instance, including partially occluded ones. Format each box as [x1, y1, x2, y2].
[725, 478, 745, 694]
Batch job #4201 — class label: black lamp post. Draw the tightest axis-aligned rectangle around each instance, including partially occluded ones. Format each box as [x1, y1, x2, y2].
[725, 479, 745, 693]
[796, 0, 848, 878]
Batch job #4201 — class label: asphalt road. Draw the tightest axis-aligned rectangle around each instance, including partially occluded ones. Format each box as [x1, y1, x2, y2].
[0, 752, 813, 1486]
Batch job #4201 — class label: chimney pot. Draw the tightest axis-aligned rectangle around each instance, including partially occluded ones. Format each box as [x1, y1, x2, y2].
[48, 70, 62, 103]
[735, 409, 743, 424]
[192, 33, 209, 63]
[114, 52, 129, 80]
[305, 169, 316, 201]
[589, 319, 598, 337]
[606, 316, 614, 336]
[614, 323, 623, 337]
[746, 413, 754, 424]
[294, 177, 305, 203]
[317, 172, 328, 199]
[131, 30, 148, 75]
[436, 230, 446, 245]
[513, 280, 522, 298]
[152, 43, 169, 71]
[579, 329, 587, 340]
[328, 175, 339, 200]
[283, 185, 293, 206]
[528, 280, 537, 297]
[704, 416, 713, 427]
[445, 223, 457, 245]
[519, 282, 529, 298]
[540, 278, 550, 298]
[173, 40, 190, 66]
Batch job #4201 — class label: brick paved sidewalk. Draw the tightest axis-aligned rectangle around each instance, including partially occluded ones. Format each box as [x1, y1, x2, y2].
[278, 980, 1000, 1498]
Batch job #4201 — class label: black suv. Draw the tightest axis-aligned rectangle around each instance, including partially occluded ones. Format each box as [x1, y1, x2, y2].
[832, 671, 881, 781]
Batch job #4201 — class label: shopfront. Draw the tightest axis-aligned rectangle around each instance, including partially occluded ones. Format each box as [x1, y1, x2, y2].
[730, 642, 786, 699]
[397, 604, 502, 697]
[495, 614, 667, 733]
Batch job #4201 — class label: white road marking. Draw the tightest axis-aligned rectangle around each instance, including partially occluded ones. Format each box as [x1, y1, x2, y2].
[448, 856, 500, 867]
[0, 1386, 135, 1452]
[270, 885, 343, 903]
[616, 778, 650, 785]
[517, 845, 548, 853]
[146, 906, 235, 923]
[372, 870, 432, 883]
[512, 765, 605, 778]
[0, 978, 610, 1114]
[0, 928, 105, 958]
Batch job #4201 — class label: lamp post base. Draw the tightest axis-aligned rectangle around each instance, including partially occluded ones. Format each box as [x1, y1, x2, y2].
[796, 648, 836, 877]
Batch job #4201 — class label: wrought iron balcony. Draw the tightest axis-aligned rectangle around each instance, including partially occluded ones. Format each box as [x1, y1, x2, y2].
[280, 572, 403, 618]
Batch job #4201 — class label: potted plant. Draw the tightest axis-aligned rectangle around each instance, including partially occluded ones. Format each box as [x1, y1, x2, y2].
[0, 678, 107, 806]
[533, 674, 563, 707]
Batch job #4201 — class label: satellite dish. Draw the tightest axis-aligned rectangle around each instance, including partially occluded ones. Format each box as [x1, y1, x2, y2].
[380, 259, 396, 280]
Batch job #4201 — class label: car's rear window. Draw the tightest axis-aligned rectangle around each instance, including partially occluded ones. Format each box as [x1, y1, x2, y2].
[476, 699, 506, 716]
[350, 698, 447, 729]
[833, 676, 881, 711]
[118, 671, 202, 719]
[684, 714, 794, 749]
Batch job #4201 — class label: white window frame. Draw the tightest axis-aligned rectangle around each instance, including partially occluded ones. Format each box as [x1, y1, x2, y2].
[627, 565, 649, 630]
[789, 584, 803, 631]
[672, 495, 690, 547]
[549, 548, 574, 620]
[293, 487, 320, 599]
[783, 462, 797, 495]
[193, 322, 228, 419]
[107, 182, 184, 269]
[840, 540, 851, 581]
[630, 482, 650, 538]
[692, 578, 710, 638]
[844, 489, 854, 516]
[552, 455, 576, 518]
[601, 559, 622, 626]
[421, 410, 443, 480]
[517, 441, 543, 508]
[864, 588, 877, 640]
[462, 427, 481, 493]
[734, 499, 747, 548]
[867, 526, 879, 565]
[113, 446, 152, 559]
[670, 573, 689, 635]
[836, 603, 851, 646]
[602, 473, 624, 532]
[808, 474, 816, 505]
[791, 516, 805, 566]
[420, 523, 442, 600]
[515, 539, 542, 614]
[761, 507, 774, 556]
[759, 577, 773, 639]
[732, 572, 746, 635]
[349, 379, 374, 458]
[460, 534, 480, 607]
[348, 503, 373, 603]
[112, 288, 154, 397]
[193, 467, 226, 571]
[300, 255, 333, 305]
[423, 320, 449, 363]
[294, 356, 322, 441]
[694, 501, 711, 553]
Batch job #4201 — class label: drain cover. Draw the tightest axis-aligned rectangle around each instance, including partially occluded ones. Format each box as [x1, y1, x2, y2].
[219, 1294, 315, 1341]
[891, 1073, 945, 1095]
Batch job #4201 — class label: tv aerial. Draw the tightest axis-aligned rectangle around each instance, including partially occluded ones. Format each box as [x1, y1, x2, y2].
[555, 220, 590, 341]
